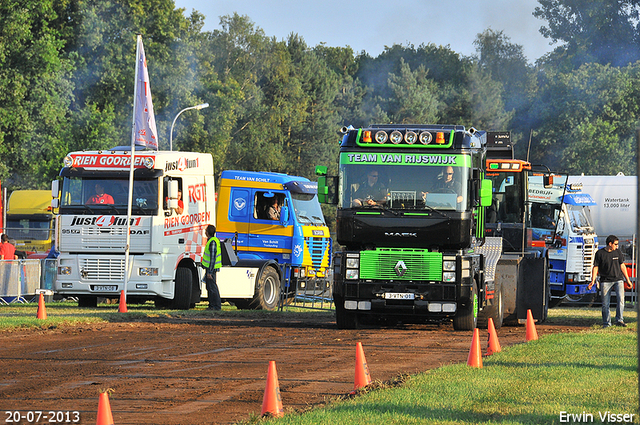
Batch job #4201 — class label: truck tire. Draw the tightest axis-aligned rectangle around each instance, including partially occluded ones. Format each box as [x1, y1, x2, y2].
[252, 266, 280, 310]
[334, 296, 359, 329]
[172, 266, 192, 310]
[78, 296, 97, 308]
[478, 282, 503, 329]
[453, 282, 478, 330]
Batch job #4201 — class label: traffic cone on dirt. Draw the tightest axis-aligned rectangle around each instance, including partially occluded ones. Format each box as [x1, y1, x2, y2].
[261, 361, 284, 418]
[466, 328, 483, 368]
[36, 292, 47, 320]
[352, 342, 372, 393]
[118, 290, 127, 313]
[486, 317, 501, 356]
[526, 309, 539, 341]
[96, 391, 114, 425]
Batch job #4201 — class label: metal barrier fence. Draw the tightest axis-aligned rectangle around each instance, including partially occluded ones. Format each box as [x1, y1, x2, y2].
[0, 259, 56, 304]
[278, 264, 334, 311]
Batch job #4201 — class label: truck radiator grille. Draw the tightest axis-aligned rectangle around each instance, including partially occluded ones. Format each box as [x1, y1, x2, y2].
[583, 243, 596, 281]
[360, 249, 442, 281]
[304, 236, 331, 269]
[80, 258, 125, 281]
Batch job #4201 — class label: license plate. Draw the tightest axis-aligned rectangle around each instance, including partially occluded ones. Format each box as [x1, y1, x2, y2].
[94, 285, 117, 292]
[384, 293, 415, 300]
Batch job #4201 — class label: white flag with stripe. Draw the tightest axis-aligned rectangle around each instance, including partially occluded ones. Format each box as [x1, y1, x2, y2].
[133, 37, 158, 150]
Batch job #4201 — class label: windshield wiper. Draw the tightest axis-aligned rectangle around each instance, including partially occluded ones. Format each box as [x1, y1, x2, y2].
[418, 203, 449, 219]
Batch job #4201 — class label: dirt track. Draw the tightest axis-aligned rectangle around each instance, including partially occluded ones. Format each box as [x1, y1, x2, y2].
[0, 311, 590, 425]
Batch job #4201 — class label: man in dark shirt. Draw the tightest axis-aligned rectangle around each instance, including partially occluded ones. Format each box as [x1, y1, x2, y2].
[352, 169, 387, 207]
[588, 235, 632, 328]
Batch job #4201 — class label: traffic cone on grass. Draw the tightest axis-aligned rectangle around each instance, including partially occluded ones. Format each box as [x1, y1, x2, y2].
[96, 391, 114, 425]
[118, 290, 127, 313]
[466, 328, 483, 368]
[352, 342, 372, 393]
[486, 317, 501, 356]
[36, 292, 47, 320]
[526, 309, 538, 341]
[261, 361, 284, 418]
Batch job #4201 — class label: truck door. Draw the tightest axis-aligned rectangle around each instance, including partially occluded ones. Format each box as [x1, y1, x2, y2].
[248, 191, 293, 261]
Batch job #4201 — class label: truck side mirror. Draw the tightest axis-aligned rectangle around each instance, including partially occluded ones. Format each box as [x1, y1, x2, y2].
[480, 179, 493, 207]
[167, 180, 178, 210]
[279, 204, 290, 225]
[315, 165, 338, 205]
[51, 180, 60, 209]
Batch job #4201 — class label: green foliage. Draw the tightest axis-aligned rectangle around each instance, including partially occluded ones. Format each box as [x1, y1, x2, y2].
[0, 0, 639, 191]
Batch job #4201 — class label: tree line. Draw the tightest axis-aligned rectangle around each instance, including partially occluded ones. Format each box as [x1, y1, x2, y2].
[0, 0, 638, 192]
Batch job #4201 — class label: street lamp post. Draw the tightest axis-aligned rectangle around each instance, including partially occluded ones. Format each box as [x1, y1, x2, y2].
[169, 103, 209, 151]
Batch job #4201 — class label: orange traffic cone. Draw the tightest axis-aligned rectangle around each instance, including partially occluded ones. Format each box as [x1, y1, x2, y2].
[36, 292, 47, 320]
[96, 391, 114, 425]
[486, 317, 501, 356]
[261, 361, 284, 418]
[118, 290, 127, 313]
[467, 328, 483, 368]
[526, 309, 538, 341]
[352, 342, 372, 393]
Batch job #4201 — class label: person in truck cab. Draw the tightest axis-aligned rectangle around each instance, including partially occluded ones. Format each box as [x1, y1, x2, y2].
[422, 166, 463, 204]
[86, 183, 114, 205]
[352, 169, 387, 207]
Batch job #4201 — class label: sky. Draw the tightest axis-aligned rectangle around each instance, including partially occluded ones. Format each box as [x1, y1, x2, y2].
[173, 0, 557, 63]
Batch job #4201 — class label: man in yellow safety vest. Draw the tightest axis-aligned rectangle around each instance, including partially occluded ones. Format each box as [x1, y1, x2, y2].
[202, 224, 222, 310]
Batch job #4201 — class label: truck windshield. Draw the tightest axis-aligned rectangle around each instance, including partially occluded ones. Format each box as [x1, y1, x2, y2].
[567, 205, 595, 233]
[6, 219, 51, 241]
[339, 163, 469, 212]
[291, 193, 325, 225]
[59, 176, 159, 216]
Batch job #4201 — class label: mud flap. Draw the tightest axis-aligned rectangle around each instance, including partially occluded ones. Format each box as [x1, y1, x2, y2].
[517, 257, 548, 322]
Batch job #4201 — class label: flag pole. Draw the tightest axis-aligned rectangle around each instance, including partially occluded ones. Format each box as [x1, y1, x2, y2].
[124, 35, 141, 303]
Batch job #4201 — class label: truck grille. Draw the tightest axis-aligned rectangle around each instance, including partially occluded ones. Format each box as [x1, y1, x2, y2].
[80, 258, 125, 281]
[583, 243, 596, 281]
[304, 236, 331, 269]
[360, 248, 442, 281]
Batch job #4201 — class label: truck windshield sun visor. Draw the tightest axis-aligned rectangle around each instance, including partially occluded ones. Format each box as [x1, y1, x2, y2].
[59, 168, 163, 179]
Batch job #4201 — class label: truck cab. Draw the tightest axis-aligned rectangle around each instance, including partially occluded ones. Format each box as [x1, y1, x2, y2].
[215, 170, 332, 299]
[6, 190, 56, 256]
[528, 176, 598, 303]
[319, 124, 496, 330]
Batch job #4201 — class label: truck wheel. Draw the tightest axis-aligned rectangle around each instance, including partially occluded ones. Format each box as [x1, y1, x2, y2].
[334, 296, 359, 329]
[252, 266, 280, 310]
[172, 266, 193, 310]
[78, 296, 97, 308]
[453, 283, 478, 331]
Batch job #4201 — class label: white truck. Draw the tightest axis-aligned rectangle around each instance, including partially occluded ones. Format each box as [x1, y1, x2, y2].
[52, 148, 332, 309]
[528, 175, 599, 305]
[567, 174, 637, 292]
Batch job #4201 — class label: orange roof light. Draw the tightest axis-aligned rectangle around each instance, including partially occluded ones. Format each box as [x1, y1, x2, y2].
[435, 132, 445, 144]
[363, 131, 372, 143]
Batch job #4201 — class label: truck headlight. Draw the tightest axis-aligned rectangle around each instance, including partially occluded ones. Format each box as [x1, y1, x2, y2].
[346, 269, 359, 280]
[346, 258, 359, 268]
[443, 260, 456, 272]
[139, 267, 158, 276]
[58, 266, 72, 275]
[443, 271, 456, 282]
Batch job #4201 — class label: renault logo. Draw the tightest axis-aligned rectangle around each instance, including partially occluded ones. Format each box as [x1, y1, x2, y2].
[394, 260, 407, 277]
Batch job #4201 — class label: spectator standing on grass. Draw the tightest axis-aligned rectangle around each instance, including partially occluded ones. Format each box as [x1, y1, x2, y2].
[202, 225, 222, 311]
[588, 235, 632, 328]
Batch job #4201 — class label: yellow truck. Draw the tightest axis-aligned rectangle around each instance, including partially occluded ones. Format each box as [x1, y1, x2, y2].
[6, 190, 55, 255]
